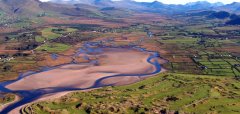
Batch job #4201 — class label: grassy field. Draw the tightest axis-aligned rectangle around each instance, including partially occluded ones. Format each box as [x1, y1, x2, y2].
[40, 27, 77, 40]
[41, 27, 62, 40]
[36, 43, 71, 53]
[22, 73, 240, 114]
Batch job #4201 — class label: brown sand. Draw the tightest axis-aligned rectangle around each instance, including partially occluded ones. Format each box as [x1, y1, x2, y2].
[6, 48, 157, 91]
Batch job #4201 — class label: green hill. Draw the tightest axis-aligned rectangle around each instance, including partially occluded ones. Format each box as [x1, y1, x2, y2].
[22, 73, 240, 114]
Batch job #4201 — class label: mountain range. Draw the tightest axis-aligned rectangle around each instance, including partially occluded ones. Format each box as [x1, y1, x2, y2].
[1, 0, 240, 16]
[0, 0, 240, 25]
[45, 0, 240, 13]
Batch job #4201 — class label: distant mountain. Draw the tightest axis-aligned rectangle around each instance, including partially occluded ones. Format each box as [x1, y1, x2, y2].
[187, 11, 216, 16]
[218, 2, 240, 13]
[45, 0, 231, 14]
[1, 0, 240, 19]
[230, 14, 240, 19]
[49, 0, 114, 6]
[0, 0, 43, 16]
[208, 11, 230, 19]
[0, 0, 106, 17]
[213, 2, 224, 7]
[226, 17, 240, 25]
[187, 10, 239, 21]
[225, 2, 240, 10]
[186, 1, 223, 7]
[186, 1, 212, 8]
[140, 1, 165, 8]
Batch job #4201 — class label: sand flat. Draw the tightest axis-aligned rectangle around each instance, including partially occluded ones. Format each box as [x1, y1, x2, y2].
[6, 48, 157, 91]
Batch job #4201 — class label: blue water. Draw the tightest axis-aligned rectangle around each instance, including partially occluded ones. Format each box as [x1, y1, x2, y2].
[51, 53, 59, 60]
[0, 43, 163, 114]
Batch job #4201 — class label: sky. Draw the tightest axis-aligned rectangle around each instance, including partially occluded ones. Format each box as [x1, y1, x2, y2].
[39, 0, 239, 5]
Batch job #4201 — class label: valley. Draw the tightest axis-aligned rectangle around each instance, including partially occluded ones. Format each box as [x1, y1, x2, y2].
[0, 0, 240, 114]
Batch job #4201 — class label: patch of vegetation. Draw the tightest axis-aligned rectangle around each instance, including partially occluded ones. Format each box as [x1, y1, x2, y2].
[51, 28, 77, 34]
[36, 43, 71, 53]
[52, 24, 101, 31]
[35, 36, 45, 43]
[41, 27, 62, 40]
[0, 93, 15, 104]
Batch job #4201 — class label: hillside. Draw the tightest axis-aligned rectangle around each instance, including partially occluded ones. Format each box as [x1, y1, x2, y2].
[0, 0, 45, 16]
[226, 17, 240, 25]
[0, 0, 105, 17]
[21, 73, 240, 114]
[0, 0, 115, 32]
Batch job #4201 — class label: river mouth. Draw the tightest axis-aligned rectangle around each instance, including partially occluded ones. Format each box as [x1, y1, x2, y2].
[0, 44, 164, 114]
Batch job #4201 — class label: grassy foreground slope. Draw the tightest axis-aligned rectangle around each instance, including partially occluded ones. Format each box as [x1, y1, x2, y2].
[23, 73, 240, 114]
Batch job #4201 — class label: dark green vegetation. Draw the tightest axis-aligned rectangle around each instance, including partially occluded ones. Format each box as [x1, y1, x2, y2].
[22, 73, 240, 114]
